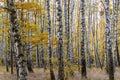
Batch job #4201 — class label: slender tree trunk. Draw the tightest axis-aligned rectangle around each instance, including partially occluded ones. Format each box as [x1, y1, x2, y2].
[104, 26, 108, 72]
[69, 0, 74, 63]
[40, 44, 45, 68]
[39, 7, 45, 68]
[26, 42, 34, 73]
[19, 0, 34, 73]
[104, 0, 114, 80]
[86, 0, 91, 68]
[36, 45, 40, 68]
[6, 0, 27, 80]
[64, 0, 71, 61]
[80, 0, 87, 78]
[56, 0, 64, 80]
[40, 0, 46, 69]
[5, 53, 9, 72]
[95, 17, 102, 68]
[46, 0, 55, 80]
[113, 0, 120, 67]
[77, 1, 81, 71]
[92, 12, 101, 68]
[10, 36, 14, 74]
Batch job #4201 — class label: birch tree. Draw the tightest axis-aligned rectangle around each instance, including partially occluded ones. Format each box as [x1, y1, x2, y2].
[80, 0, 87, 78]
[113, 0, 120, 67]
[6, 0, 27, 80]
[56, 0, 64, 80]
[46, 0, 55, 80]
[104, 0, 114, 80]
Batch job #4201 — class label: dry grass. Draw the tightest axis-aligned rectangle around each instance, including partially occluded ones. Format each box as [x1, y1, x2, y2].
[0, 66, 120, 80]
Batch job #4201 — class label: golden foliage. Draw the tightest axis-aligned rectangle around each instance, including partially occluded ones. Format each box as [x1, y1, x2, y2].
[15, 2, 44, 12]
[24, 32, 49, 44]
[52, 38, 57, 45]
[0, 0, 5, 2]
[26, 37, 40, 44]
[2, 19, 9, 25]
[20, 23, 37, 31]
[0, 7, 4, 11]
[0, 26, 9, 32]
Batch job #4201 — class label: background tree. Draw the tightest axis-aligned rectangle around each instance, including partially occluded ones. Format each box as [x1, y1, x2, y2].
[56, 0, 65, 80]
[80, 0, 87, 78]
[104, 0, 114, 80]
[46, 0, 55, 80]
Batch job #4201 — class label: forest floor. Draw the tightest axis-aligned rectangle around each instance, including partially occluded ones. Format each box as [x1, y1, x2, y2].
[0, 66, 120, 80]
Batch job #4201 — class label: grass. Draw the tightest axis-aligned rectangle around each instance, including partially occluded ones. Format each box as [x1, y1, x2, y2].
[0, 66, 120, 80]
